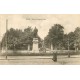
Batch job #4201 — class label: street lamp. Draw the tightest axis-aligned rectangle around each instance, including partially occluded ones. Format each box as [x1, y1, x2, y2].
[6, 19, 8, 59]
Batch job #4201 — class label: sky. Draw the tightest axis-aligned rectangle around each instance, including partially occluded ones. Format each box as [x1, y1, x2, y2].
[0, 14, 80, 41]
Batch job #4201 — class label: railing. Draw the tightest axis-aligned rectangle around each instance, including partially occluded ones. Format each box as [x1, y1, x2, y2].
[0, 49, 79, 54]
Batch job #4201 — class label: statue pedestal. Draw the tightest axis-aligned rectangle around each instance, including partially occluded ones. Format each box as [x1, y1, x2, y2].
[32, 38, 39, 53]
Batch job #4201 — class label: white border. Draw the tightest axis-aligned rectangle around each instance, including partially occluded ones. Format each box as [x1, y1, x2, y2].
[0, 0, 80, 80]
[0, 0, 80, 14]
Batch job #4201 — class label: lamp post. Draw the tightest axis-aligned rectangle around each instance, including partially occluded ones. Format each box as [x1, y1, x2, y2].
[6, 19, 8, 59]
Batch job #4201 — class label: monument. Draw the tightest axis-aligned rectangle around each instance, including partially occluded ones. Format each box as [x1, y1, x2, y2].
[32, 27, 39, 53]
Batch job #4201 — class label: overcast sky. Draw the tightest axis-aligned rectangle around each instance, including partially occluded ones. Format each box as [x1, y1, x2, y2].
[0, 14, 80, 41]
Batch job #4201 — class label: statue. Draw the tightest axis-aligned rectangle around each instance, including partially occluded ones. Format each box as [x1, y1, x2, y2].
[32, 27, 39, 53]
[33, 27, 38, 38]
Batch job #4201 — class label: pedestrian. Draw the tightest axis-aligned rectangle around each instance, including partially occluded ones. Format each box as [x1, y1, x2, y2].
[52, 52, 57, 62]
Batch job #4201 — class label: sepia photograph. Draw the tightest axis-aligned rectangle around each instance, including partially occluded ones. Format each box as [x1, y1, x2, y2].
[0, 14, 80, 65]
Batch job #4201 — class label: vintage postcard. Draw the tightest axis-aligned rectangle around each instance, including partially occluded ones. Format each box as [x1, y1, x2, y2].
[0, 14, 80, 65]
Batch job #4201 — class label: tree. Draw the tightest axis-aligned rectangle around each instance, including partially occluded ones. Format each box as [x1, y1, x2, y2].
[44, 35, 51, 48]
[1, 27, 42, 50]
[63, 34, 68, 50]
[63, 32, 75, 50]
[68, 32, 75, 50]
[1, 28, 23, 50]
[20, 26, 33, 50]
[44, 24, 64, 50]
[74, 27, 80, 50]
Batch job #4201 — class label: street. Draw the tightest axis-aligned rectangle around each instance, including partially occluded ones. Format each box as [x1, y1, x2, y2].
[0, 55, 80, 65]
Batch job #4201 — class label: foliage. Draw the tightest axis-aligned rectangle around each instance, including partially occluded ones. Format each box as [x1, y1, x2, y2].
[74, 27, 80, 49]
[44, 25, 80, 50]
[1, 27, 42, 50]
[44, 24, 64, 50]
[1, 24, 80, 51]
